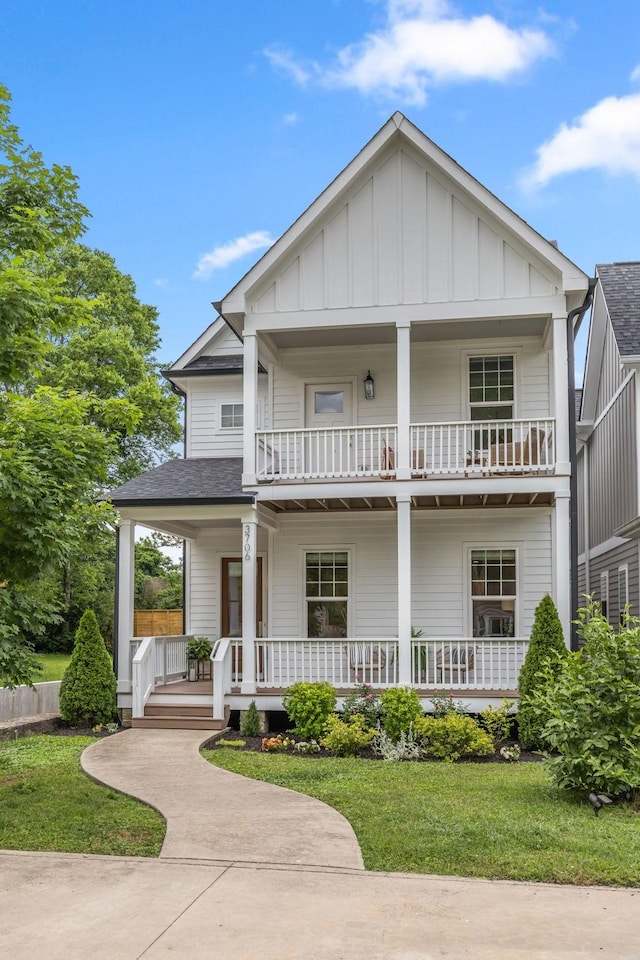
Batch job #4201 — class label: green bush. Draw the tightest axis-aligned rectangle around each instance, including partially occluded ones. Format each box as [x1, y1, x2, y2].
[533, 605, 640, 796]
[282, 681, 337, 740]
[415, 712, 494, 762]
[380, 687, 422, 742]
[240, 700, 262, 737]
[341, 680, 381, 727]
[517, 595, 567, 749]
[321, 714, 375, 757]
[481, 699, 515, 746]
[59, 610, 116, 726]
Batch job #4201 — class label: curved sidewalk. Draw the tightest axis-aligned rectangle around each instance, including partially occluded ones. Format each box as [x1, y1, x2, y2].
[81, 728, 364, 869]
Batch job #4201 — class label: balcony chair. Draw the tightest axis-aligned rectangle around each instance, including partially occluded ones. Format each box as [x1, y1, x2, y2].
[435, 645, 475, 684]
[488, 426, 545, 471]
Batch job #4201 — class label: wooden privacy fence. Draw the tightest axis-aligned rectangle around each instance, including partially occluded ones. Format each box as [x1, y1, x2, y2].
[134, 609, 184, 637]
[0, 681, 61, 722]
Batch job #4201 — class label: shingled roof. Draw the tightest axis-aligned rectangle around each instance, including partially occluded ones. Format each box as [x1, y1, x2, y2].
[108, 458, 252, 506]
[163, 355, 266, 378]
[597, 262, 640, 358]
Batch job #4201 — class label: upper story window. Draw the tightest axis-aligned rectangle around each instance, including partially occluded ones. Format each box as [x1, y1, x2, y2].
[220, 402, 243, 430]
[470, 548, 516, 637]
[469, 356, 514, 422]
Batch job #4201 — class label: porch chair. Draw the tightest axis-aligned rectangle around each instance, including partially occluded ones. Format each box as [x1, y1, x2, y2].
[489, 427, 545, 471]
[435, 645, 475, 685]
[349, 644, 387, 681]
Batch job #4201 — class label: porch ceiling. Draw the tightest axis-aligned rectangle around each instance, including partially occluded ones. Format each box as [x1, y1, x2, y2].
[260, 491, 554, 512]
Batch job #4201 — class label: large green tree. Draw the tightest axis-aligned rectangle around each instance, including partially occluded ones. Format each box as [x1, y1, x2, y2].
[0, 85, 181, 683]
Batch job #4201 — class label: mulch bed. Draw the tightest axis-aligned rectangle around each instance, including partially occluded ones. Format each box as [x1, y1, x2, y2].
[0, 717, 123, 741]
[205, 728, 544, 763]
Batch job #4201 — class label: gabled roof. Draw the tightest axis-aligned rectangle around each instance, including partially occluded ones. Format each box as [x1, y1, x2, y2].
[169, 315, 242, 372]
[108, 458, 251, 507]
[219, 112, 587, 318]
[597, 262, 640, 358]
[162, 355, 267, 378]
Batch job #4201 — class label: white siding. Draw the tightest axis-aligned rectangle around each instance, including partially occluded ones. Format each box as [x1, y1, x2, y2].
[248, 144, 560, 315]
[186, 375, 269, 457]
[206, 325, 243, 357]
[271, 336, 549, 429]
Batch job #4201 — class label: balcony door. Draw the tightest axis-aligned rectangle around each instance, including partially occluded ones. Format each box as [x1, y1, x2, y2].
[304, 383, 353, 476]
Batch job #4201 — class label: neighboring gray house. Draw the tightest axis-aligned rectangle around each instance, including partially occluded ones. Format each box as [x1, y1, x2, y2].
[577, 262, 640, 623]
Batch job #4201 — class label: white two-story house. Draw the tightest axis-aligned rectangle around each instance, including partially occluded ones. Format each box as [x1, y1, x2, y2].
[110, 113, 589, 729]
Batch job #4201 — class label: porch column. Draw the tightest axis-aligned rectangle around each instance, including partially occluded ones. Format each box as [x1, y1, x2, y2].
[243, 332, 257, 486]
[397, 494, 412, 684]
[116, 519, 135, 694]
[396, 320, 411, 480]
[553, 491, 571, 644]
[240, 510, 258, 694]
[552, 315, 570, 475]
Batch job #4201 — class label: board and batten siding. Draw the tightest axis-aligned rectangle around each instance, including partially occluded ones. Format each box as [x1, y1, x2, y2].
[595, 317, 626, 418]
[587, 376, 637, 548]
[268, 509, 552, 639]
[186, 375, 268, 458]
[272, 336, 549, 429]
[248, 144, 561, 315]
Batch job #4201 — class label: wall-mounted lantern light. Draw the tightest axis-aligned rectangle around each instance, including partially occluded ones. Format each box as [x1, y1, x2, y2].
[363, 370, 375, 401]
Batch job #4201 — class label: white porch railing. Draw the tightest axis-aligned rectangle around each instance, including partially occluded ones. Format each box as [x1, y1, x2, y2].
[129, 635, 189, 687]
[410, 419, 555, 476]
[132, 637, 156, 718]
[254, 639, 399, 688]
[411, 638, 528, 689]
[256, 425, 397, 481]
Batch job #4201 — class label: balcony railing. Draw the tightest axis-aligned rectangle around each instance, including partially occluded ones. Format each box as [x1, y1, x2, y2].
[410, 418, 555, 477]
[256, 425, 397, 481]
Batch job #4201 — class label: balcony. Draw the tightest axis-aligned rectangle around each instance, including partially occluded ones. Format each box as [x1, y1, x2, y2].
[255, 419, 555, 482]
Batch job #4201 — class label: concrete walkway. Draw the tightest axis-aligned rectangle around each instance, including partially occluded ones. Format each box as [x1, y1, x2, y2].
[81, 728, 364, 868]
[2, 849, 640, 959]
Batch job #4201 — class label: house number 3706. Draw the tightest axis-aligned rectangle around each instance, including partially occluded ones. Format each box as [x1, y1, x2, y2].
[243, 524, 252, 562]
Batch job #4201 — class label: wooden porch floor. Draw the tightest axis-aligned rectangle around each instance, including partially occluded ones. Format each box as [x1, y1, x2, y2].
[153, 679, 517, 699]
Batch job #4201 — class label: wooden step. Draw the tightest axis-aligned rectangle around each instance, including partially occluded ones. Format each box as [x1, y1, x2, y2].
[144, 704, 213, 718]
[131, 716, 228, 731]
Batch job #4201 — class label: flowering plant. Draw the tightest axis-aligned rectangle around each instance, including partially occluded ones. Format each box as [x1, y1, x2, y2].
[499, 743, 521, 762]
[342, 679, 381, 727]
[261, 735, 295, 753]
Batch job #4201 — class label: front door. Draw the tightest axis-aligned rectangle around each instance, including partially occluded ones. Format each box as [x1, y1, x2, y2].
[221, 557, 263, 637]
[304, 383, 353, 476]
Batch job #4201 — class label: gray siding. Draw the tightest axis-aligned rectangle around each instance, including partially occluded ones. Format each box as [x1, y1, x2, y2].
[588, 377, 637, 548]
[577, 446, 585, 556]
[585, 540, 639, 624]
[595, 317, 625, 418]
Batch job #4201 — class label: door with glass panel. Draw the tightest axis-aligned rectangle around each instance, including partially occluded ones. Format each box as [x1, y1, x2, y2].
[221, 558, 264, 681]
[304, 383, 352, 477]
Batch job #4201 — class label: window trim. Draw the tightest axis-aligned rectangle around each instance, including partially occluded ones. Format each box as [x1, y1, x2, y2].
[600, 571, 609, 621]
[618, 564, 629, 624]
[464, 543, 521, 638]
[219, 401, 244, 431]
[462, 348, 520, 422]
[299, 545, 354, 638]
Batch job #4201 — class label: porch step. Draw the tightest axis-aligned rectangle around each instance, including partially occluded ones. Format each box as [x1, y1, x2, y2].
[144, 704, 213, 718]
[131, 715, 228, 730]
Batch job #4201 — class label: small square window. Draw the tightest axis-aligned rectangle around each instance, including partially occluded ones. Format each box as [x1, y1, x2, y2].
[220, 403, 243, 429]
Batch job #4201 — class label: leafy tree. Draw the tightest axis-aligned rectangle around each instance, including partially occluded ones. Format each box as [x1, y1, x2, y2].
[135, 534, 183, 610]
[517, 595, 567, 749]
[59, 610, 116, 726]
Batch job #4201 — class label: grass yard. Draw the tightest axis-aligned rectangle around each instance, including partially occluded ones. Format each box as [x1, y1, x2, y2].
[35, 653, 72, 682]
[0, 736, 165, 857]
[205, 749, 640, 886]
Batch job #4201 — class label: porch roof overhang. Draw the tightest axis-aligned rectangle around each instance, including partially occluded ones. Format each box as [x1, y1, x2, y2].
[108, 457, 254, 509]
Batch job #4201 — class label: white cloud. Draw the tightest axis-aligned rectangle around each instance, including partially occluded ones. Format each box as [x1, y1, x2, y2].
[631, 63, 640, 84]
[153, 278, 169, 288]
[524, 92, 640, 188]
[264, 46, 314, 86]
[193, 231, 275, 280]
[265, 1, 553, 106]
[282, 111, 299, 125]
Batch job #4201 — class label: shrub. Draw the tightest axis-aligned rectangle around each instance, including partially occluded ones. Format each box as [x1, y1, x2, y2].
[293, 740, 321, 754]
[500, 743, 521, 762]
[481, 699, 515, 746]
[414, 712, 494, 762]
[430, 694, 468, 717]
[283, 681, 336, 740]
[517, 595, 567, 750]
[59, 610, 116, 727]
[533, 605, 640, 796]
[373, 726, 423, 761]
[380, 686, 422, 742]
[341, 680, 381, 727]
[321, 714, 375, 757]
[240, 700, 262, 737]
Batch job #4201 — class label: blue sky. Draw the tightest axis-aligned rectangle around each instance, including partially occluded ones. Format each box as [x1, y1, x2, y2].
[3, 0, 640, 377]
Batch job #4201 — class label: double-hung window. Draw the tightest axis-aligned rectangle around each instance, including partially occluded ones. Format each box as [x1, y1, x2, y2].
[469, 356, 514, 450]
[470, 549, 516, 637]
[305, 551, 348, 638]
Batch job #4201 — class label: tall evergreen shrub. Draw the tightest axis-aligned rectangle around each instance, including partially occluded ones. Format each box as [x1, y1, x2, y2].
[59, 609, 116, 726]
[517, 594, 567, 749]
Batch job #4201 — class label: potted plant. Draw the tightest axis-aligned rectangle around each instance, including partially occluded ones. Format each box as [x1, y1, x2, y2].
[187, 636, 213, 681]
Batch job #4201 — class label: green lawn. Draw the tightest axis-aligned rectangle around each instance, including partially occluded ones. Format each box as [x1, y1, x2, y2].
[35, 653, 72, 682]
[0, 736, 165, 856]
[204, 749, 640, 886]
